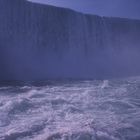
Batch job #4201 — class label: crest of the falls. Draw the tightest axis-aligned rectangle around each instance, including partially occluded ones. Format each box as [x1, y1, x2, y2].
[0, 0, 140, 80]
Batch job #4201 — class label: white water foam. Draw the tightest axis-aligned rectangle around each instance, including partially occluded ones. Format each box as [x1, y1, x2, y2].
[0, 78, 140, 140]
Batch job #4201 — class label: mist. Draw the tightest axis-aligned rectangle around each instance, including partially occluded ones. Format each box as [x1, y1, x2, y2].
[0, 0, 140, 81]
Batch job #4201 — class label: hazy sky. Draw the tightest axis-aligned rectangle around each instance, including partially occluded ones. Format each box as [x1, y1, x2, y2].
[29, 0, 140, 19]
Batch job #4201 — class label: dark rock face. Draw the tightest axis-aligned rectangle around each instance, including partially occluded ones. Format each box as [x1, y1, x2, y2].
[0, 0, 140, 80]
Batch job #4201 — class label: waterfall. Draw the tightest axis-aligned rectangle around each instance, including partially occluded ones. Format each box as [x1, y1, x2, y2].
[0, 0, 140, 80]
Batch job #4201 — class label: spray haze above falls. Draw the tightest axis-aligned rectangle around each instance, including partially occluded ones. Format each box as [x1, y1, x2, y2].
[0, 0, 140, 80]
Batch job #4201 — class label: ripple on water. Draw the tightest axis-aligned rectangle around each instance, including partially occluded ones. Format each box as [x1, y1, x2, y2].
[0, 78, 140, 140]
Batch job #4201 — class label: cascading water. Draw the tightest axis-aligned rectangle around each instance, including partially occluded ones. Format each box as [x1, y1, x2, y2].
[0, 0, 140, 80]
[0, 1, 140, 140]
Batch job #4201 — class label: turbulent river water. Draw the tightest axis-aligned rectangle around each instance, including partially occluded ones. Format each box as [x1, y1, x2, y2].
[0, 77, 140, 140]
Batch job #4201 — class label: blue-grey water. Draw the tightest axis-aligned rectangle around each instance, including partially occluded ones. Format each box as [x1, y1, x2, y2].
[0, 77, 140, 140]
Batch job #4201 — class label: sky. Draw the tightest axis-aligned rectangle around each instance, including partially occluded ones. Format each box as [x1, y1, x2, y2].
[29, 0, 140, 20]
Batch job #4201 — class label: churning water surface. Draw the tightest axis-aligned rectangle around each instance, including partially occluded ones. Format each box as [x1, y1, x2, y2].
[0, 77, 140, 140]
